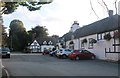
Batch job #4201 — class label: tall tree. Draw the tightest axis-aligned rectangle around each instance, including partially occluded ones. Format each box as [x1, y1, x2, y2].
[0, 0, 53, 15]
[27, 25, 48, 43]
[9, 19, 28, 51]
[90, 0, 118, 19]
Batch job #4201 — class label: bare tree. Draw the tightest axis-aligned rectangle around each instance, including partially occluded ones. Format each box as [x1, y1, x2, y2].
[114, 0, 118, 14]
[90, 0, 99, 19]
[90, 0, 118, 18]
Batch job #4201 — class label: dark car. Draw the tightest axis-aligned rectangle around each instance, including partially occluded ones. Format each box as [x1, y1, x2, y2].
[49, 50, 58, 56]
[1, 48, 10, 58]
[42, 49, 50, 55]
[68, 49, 96, 60]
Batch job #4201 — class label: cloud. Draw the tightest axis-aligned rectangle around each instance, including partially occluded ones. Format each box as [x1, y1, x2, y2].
[3, 0, 120, 36]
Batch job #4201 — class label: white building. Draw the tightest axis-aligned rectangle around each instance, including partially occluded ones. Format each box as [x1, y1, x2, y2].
[29, 39, 55, 53]
[29, 40, 40, 52]
[61, 15, 120, 61]
[41, 41, 54, 52]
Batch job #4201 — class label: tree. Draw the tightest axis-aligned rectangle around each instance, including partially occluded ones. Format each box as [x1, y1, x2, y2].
[9, 19, 28, 51]
[27, 25, 48, 43]
[2, 26, 8, 47]
[90, 0, 118, 18]
[0, 0, 53, 15]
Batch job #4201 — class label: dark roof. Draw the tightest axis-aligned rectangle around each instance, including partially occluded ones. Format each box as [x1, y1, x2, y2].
[36, 37, 57, 45]
[62, 15, 119, 41]
[61, 32, 73, 41]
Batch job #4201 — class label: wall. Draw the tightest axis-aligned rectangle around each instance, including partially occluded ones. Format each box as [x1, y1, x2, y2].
[41, 45, 54, 52]
[66, 30, 119, 61]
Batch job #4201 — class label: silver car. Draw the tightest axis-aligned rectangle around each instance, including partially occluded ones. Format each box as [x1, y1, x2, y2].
[56, 48, 73, 58]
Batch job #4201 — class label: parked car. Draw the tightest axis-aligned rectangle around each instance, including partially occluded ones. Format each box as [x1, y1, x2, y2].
[49, 50, 58, 56]
[68, 50, 96, 60]
[42, 49, 50, 55]
[56, 48, 73, 58]
[1, 48, 10, 58]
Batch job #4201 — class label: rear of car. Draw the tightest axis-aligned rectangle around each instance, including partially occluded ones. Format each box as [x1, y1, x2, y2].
[42, 49, 50, 55]
[56, 48, 73, 58]
[56, 49, 64, 58]
[1, 48, 10, 58]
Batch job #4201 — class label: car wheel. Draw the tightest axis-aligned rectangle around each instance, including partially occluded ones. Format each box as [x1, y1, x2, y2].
[75, 56, 80, 60]
[62, 54, 67, 59]
[91, 56, 95, 60]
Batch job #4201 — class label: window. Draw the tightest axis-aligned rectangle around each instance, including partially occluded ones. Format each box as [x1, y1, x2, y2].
[97, 33, 103, 40]
[43, 41, 47, 45]
[88, 38, 93, 49]
[81, 42, 84, 48]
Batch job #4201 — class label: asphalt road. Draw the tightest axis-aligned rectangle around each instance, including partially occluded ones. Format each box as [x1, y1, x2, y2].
[2, 53, 119, 77]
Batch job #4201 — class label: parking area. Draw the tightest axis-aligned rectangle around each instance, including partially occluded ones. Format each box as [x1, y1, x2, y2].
[2, 53, 119, 77]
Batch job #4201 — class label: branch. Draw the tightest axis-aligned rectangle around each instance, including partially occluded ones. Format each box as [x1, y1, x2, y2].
[102, 0, 109, 14]
[97, 0, 105, 10]
[90, 0, 99, 19]
[114, 0, 117, 14]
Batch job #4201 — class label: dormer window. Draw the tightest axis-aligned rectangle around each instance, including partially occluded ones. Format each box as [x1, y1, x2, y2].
[43, 41, 47, 45]
[48, 41, 53, 45]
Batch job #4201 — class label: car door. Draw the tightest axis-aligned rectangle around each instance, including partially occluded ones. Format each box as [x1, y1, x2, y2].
[83, 50, 91, 59]
[79, 50, 87, 59]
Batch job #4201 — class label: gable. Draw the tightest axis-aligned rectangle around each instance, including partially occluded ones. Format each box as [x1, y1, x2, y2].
[31, 40, 40, 46]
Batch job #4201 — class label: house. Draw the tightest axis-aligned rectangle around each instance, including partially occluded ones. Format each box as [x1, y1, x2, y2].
[29, 40, 40, 53]
[40, 41, 54, 52]
[61, 15, 120, 61]
[29, 37, 56, 53]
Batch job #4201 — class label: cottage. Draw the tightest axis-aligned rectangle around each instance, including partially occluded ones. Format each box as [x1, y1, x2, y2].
[29, 40, 40, 53]
[40, 41, 54, 52]
[29, 36, 57, 53]
[61, 15, 120, 61]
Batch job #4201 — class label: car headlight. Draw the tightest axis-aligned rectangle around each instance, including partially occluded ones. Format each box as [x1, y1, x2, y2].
[7, 52, 10, 54]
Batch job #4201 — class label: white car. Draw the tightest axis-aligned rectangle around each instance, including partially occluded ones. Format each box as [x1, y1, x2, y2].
[56, 48, 73, 58]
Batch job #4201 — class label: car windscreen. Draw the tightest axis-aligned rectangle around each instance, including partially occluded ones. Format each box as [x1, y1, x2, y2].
[1, 48, 10, 52]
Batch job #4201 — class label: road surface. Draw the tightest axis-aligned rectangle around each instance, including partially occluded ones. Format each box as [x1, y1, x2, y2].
[2, 53, 119, 78]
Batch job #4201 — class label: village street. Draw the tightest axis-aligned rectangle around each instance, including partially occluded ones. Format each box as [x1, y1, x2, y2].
[2, 53, 119, 78]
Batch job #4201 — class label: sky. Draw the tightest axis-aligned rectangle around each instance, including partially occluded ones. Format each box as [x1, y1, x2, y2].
[2, 0, 120, 37]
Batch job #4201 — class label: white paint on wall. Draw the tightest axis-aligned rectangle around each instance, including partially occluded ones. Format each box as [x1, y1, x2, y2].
[41, 45, 54, 52]
[65, 30, 119, 61]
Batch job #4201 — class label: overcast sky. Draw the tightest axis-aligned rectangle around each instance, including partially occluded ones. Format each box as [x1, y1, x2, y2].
[3, 0, 120, 37]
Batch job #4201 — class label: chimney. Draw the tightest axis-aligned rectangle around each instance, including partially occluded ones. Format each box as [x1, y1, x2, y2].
[108, 10, 113, 17]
